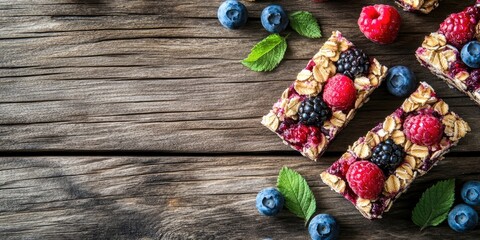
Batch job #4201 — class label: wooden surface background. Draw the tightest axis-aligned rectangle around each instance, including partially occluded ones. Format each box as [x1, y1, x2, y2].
[0, 0, 479, 239]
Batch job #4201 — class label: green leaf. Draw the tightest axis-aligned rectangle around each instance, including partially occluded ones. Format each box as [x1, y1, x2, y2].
[277, 166, 316, 225]
[288, 11, 322, 39]
[241, 34, 287, 72]
[412, 179, 455, 231]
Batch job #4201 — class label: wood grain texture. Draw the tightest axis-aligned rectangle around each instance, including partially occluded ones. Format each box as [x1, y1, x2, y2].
[0, 0, 479, 239]
[0, 155, 479, 240]
[0, 0, 479, 153]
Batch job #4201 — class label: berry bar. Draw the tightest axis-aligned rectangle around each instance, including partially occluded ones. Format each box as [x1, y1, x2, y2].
[416, 3, 480, 106]
[262, 31, 388, 161]
[394, 0, 440, 14]
[321, 82, 470, 219]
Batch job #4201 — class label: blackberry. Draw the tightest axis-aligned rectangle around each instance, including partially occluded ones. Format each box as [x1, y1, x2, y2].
[371, 139, 405, 173]
[336, 48, 370, 79]
[298, 96, 331, 126]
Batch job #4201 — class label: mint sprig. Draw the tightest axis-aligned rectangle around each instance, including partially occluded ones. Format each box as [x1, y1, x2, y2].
[277, 166, 316, 225]
[288, 11, 322, 39]
[242, 34, 287, 72]
[412, 179, 455, 231]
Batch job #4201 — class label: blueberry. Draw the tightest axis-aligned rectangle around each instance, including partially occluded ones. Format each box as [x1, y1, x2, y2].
[308, 214, 339, 240]
[217, 0, 248, 29]
[255, 187, 284, 216]
[385, 66, 418, 97]
[261, 5, 289, 33]
[461, 41, 480, 68]
[448, 204, 478, 233]
[461, 181, 480, 206]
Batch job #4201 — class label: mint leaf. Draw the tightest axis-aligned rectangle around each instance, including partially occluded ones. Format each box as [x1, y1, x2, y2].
[242, 34, 287, 72]
[412, 179, 455, 231]
[277, 166, 316, 224]
[288, 11, 322, 39]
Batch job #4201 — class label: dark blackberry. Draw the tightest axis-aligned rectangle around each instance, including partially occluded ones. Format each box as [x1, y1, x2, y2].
[371, 139, 405, 173]
[336, 48, 370, 79]
[466, 69, 480, 91]
[298, 96, 331, 126]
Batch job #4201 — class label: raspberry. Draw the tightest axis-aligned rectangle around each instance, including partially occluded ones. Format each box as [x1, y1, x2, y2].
[439, 11, 477, 48]
[346, 161, 385, 200]
[279, 123, 323, 150]
[466, 69, 480, 91]
[322, 74, 356, 111]
[403, 113, 444, 146]
[336, 48, 370, 79]
[371, 139, 405, 174]
[465, 6, 480, 19]
[298, 96, 331, 127]
[357, 4, 401, 44]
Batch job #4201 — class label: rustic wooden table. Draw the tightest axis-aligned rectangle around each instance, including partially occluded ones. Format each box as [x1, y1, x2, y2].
[0, 0, 479, 239]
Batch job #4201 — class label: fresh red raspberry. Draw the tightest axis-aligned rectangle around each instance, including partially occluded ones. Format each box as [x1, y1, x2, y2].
[346, 161, 385, 200]
[322, 74, 356, 111]
[439, 11, 477, 48]
[403, 113, 444, 146]
[357, 4, 401, 44]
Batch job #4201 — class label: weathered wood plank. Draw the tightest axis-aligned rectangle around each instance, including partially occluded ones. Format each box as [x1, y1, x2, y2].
[0, 0, 479, 152]
[0, 155, 478, 239]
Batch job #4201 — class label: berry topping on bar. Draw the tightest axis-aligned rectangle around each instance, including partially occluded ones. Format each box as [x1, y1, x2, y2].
[346, 161, 385, 200]
[466, 69, 480, 91]
[323, 74, 356, 111]
[298, 96, 331, 127]
[358, 4, 401, 44]
[439, 11, 477, 48]
[403, 113, 443, 146]
[279, 122, 323, 151]
[336, 48, 370, 79]
[371, 139, 405, 174]
[461, 41, 480, 68]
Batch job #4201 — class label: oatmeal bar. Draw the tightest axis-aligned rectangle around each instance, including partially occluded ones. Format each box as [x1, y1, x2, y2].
[321, 82, 470, 219]
[262, 31, 387, 161]
[394, 0, 440, 14]
[416, 3, 480, 106]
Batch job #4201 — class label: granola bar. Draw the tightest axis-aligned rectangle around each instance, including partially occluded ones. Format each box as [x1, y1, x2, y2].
[262, 31, 388, 161]
[321, 82, 470, 219]
[416, 3, 480, 106]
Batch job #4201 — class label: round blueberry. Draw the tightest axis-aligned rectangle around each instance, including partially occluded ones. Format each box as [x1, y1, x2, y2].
[448, 204, 478, 233]
[255, 187, 284, 216]
[261, 5, 289, 33]
[461, 41, 480, 68]
[461, 181, 480, 206]
[217, 0, 248, 29]
[308, 214, 339, 240]
[385, 65, 418, 97]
